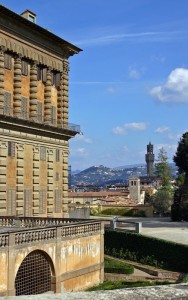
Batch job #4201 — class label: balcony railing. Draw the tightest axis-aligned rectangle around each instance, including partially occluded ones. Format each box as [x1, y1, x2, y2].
[1, 109, 80, 134]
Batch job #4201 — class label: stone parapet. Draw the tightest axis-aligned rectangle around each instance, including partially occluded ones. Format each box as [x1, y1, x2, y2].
[0, 284, 188, 299]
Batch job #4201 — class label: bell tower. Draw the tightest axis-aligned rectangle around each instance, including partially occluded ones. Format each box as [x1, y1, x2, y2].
[145, 142, 155, 176]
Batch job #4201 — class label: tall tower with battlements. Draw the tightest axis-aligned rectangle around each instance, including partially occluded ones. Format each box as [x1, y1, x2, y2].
[145, 142, 155, 177]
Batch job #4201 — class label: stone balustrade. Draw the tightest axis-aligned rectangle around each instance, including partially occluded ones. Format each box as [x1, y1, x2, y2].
[0, 217, 102, 247]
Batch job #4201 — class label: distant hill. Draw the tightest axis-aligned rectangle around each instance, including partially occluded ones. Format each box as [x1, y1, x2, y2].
[71, 164, 148, 186]
[70, 163, 177, 186]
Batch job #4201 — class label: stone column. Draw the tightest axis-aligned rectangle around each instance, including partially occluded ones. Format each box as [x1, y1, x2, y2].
[57, 72, 63, 127]
[30, 61, 38, 121]
[0, 47, 5, 115]
[13, 54, 22, 118]
[62, 60, 69, 128]
[44, 67, 52, 124]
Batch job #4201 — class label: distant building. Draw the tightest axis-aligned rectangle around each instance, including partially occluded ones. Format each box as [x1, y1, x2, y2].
[128, 177, 141, 203]
[145, 142, 155, 177]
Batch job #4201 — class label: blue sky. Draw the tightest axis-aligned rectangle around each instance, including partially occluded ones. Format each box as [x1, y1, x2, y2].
[2, 0, 188, 170]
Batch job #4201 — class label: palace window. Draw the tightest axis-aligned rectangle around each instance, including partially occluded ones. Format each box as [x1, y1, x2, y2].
[4, 91, 11, 115]
[4, 53, 12, 70]
[21, 96, 28, 119]
[55, 189, 61, 213]
[21, 60, 28, 76]
[56, 149, 60, 162]
[8, 141, 15, 157]
[37, 66, 47, 83]
[40, 146, 46, 161]
[51, 72, 60, 87]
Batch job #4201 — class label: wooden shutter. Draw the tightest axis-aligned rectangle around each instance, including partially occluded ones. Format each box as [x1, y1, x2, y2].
[4, 53, 12, 70]
[8, 141, 15, 157]
[7, 189, 16, 215]
[37, 101, 42, 123]
[21, 96, 28, 119]
[24, 189, 32, 217]
[39, 189, 46, 214]
[4, 91, 11, 115]
[55, 189, 61, 213]
[51, 106, 56, 125]
[40, 146, 46, 161]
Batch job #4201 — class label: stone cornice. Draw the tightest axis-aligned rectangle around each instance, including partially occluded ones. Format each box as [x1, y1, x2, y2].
[0, 115, 78, 140]
[0, 4, 82, 57]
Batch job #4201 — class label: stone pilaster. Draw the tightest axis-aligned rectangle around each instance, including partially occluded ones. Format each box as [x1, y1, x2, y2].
[30, 61, 38, 121]
[44, 67, 52, 124]
[62, 60, 69, 128]
[13, 54, 22, 118]
[0, 47, 5, 115]
[57, 72, 63, 127]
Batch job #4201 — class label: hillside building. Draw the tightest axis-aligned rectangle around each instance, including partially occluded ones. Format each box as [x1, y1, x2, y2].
[0, 5, 81, 217]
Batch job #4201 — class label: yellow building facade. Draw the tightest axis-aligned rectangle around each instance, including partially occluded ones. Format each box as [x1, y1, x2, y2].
[0, 5, 81, 217]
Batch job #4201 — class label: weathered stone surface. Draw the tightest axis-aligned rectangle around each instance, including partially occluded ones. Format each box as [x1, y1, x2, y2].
[1, 284, 188, 299]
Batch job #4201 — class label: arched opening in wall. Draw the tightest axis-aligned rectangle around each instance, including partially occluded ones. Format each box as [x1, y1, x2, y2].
[15, 250, 55, 295]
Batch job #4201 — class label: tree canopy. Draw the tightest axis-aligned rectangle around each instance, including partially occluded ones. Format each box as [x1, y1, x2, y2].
[173, 132, 188, 174]
[155, 147, 172, 191]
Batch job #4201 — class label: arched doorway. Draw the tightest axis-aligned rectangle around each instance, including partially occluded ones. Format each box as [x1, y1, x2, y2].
[15, 250, 54, 295]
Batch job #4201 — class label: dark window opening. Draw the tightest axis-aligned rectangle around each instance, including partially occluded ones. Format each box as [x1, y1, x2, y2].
[21, 60, 28, 76]
[4, 53, 12, 70]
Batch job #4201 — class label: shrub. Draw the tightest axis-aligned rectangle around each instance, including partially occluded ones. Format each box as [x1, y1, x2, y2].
[105, 230, 188, 272]
[104, 257, 134, 274]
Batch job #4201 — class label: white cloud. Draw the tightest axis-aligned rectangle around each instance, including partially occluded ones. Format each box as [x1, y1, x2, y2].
[155, 143, 177, 160]
[113, 122, 149, 135]
[128, 67, 140, 79]
[155, 127, 170, 133]
[106, 87, 120, 94]
[150, 68, 188, 103]
[74, 30, 184, 47]
[74, 134, 92, 144]
[70, 147, 88, 157]
[151, 55, 166, 63]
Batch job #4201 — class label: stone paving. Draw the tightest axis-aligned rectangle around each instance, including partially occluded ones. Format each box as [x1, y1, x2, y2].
[3, 284, 188, 299]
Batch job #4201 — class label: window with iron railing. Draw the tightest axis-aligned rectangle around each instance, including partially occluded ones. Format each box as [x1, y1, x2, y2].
[40, 146, 46, 161]
[4, 91, 11, 116]
[37, 101, 43, 123]
[21, 96, 28, 119]
[8, 141, 15, 157]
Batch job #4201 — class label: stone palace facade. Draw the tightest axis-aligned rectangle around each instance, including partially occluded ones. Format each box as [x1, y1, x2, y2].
[0, 5, 81, 217]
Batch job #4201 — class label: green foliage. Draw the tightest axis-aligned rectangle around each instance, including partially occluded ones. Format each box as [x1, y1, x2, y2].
[104, 257, 134, 274]
[104, 230, 188, 272]
[175, 173, 185, 188]
[152, 190, 172, 215]
[144, 191, 153, 204]
[99, 208, 146, 217]
[171, 203, 188, 221]
[155, 147, 172, 191]
[86, 280, 172, 291]
[181, 274, 188, 283]
[173, 132, 188, 174]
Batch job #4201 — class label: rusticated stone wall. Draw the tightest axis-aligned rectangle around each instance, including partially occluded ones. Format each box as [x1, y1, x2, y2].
[0, 4, 81, 217]
[0, 219, 104, 296]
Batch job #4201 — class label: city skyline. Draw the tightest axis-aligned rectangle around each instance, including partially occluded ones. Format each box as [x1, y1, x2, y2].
[2, 0, 188, 170]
